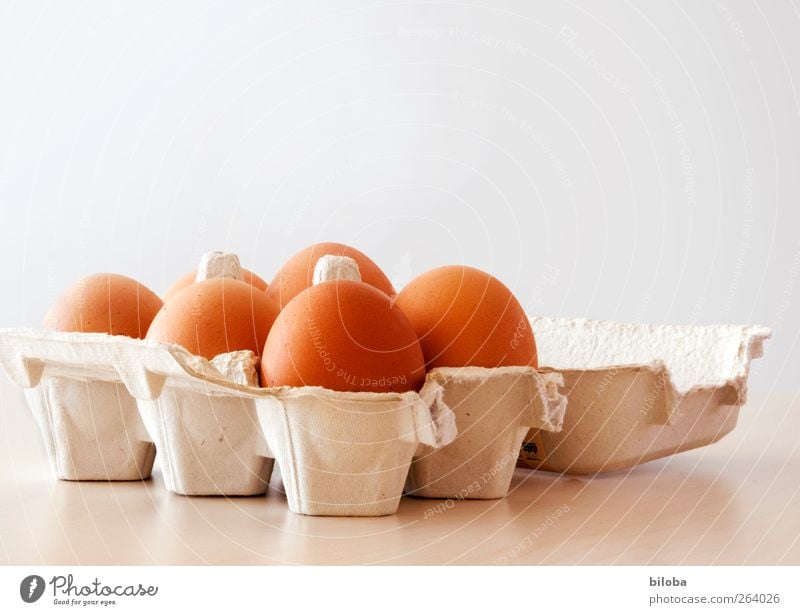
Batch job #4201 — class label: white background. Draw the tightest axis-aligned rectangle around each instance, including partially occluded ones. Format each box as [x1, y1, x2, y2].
[0, 0, 798, 393]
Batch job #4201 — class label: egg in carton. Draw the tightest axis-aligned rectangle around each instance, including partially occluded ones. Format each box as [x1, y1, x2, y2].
[0, 253, 275, 493]
[518, 317, 771, 474]
[252, 254, 462, 515]
[0, 322, 463, 511]
[0, 327, 271, 493]
[135, 252, 275, 496]
[0, 255, 460, 513]
[386, 265, 567, 500]
[140, 253, 458, 511]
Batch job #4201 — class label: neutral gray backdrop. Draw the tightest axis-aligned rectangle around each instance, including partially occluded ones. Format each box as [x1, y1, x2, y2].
[0, 0, 797, 393]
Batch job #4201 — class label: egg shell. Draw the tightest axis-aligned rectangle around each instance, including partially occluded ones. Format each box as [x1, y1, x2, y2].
[394, 265, 538, 370]
[262, 279, 425, 393]
[265, 242, 395, 309]
[43, 273, 163, 339]
[147, 278, 279, 361]
[164, 267, 268, 302]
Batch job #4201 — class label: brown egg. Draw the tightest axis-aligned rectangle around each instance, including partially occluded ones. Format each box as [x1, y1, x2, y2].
[147, 278, 280, 360]
[43, 273, 163, 338]
[164, 268, 268, 302]
[262, 279, 425, 393]
[394, 266, 538, 370]
[265, 242, 395, 309]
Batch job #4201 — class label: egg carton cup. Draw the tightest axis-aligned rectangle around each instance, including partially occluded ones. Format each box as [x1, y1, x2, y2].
[518, 317, 771, 475]
[405, 366, 566, 500]
[22, 377, 154, 481]
[256, 387, 455, 516]
[135, 383, 272, 497]
[0, 329, 160, 481]
[0, 327, 458, 514]
[0, 328, 273, 493]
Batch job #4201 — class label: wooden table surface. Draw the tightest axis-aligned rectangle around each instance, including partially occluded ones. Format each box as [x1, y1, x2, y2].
[1, 376, 797, 565]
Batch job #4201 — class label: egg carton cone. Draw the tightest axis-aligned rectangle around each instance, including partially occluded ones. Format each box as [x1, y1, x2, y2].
[255, 387, 456, 516]
[0, 329, 155, 480]
[0, 328, 273, 493]
[405, 366, 567, 499]
[136, 389, 272, 495]
[517, 317, 771, 474]
[134, 351, 274, 496]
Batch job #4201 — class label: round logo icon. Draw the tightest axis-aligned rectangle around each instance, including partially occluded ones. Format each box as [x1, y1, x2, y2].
[20, 575, 45, 603]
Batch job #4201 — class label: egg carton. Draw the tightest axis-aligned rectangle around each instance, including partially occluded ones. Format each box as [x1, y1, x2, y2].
[0, 329, 272, 493]
[133, 350, 274, 497]
[407, 366, 566, 499]
[518, 317, 771, 474]
[0, 329, 435, 514]
[0, 330, 156, 482]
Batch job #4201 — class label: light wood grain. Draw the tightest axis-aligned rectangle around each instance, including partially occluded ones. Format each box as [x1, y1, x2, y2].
[1, 376, 797, 565]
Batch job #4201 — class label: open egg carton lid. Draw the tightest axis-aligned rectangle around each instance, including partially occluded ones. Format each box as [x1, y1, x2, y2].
[519, 317, 771, 474]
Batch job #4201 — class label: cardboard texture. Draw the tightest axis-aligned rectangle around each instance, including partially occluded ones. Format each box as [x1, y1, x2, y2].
[0, 328, 459, 515]
[518, 317, 771, 474]
[0, 329, 156, 481]
[24, 378, 154, 481]
[0, 329, 273, 493]
[134, 349, 273, 496]
[406, 366, 566, 499]
[256, 387, 446, 516]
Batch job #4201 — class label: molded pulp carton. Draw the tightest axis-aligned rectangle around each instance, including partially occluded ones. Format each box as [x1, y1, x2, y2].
[518, 317, 771, 474]
[134, 350, 271, 497]
[0, 328, 460, 515]
[0, 329, 271, 492]
[256, 386, 449, 516]
[407, 366, 566, 499]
